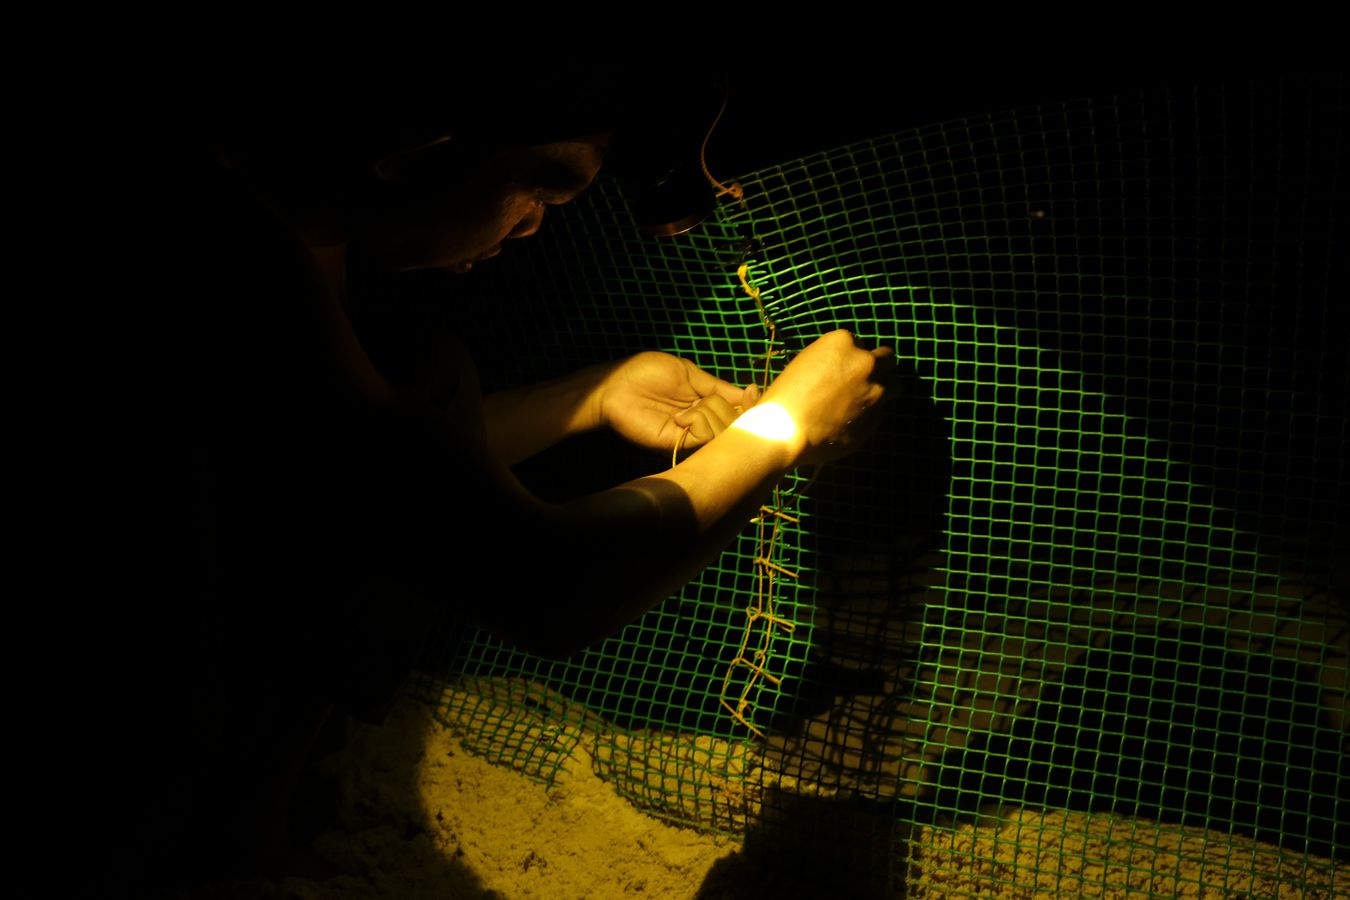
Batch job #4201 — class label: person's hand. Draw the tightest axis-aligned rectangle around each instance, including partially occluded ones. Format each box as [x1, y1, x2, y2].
[758, 329, 896, 465]
[596, 352, 761, 453]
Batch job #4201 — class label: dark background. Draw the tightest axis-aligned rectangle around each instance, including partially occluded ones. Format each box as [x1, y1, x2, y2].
[706, 59, 1326, 173]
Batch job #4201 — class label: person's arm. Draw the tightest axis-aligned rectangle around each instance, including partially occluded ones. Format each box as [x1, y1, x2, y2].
[481, 353, 759, 467]
[418, 329, 892, 658]
[480, 363, 611, 466]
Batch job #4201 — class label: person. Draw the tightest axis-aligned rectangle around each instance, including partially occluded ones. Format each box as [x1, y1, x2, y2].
[84, 62, 896, 895]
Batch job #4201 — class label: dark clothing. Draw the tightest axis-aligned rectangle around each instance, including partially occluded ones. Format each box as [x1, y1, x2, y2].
[75, 153, 460, 895]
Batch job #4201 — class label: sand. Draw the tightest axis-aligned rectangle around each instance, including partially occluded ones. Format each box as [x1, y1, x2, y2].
[159, 688, 1348, 900]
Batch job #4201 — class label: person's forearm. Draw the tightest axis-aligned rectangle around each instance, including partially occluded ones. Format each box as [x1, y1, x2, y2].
[481, 362, 613, 466]
[481, 414, 804, 656]
[422, 330, 889, 659]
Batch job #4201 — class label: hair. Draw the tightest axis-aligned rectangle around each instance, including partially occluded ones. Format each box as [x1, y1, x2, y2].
[200, 60, 726, 185]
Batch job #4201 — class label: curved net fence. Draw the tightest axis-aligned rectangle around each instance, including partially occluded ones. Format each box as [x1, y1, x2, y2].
[376, 73, 1346, 897]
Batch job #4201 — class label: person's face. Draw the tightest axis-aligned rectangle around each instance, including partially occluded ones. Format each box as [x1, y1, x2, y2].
[362, 135, 608, 273]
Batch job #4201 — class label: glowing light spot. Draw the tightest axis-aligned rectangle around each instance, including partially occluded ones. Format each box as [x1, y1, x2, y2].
[731, 403, 798, 442]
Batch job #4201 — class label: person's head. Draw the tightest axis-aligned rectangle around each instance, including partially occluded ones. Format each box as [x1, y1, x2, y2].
[352, 129, 611, 273]
[202, 62, 725, 272]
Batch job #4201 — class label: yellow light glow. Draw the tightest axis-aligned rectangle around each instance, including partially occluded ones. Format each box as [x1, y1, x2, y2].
[730, 402, 798, 442]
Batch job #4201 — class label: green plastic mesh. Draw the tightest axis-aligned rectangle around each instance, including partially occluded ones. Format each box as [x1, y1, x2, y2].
[394, 73, 1346, 896]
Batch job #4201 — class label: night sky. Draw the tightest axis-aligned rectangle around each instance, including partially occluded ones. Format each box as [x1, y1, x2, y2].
[707, 59, 1321, 174]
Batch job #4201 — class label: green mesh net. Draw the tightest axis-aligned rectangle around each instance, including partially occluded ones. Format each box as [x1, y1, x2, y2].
[390, 73, 1346, 897]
